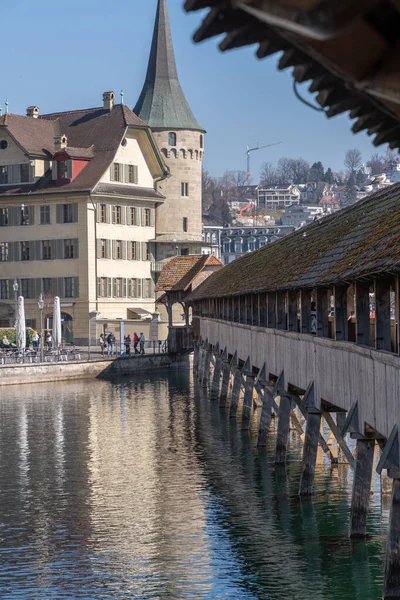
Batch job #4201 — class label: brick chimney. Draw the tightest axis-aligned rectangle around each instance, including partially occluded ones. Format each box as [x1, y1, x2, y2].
[26, 106, 39, 119]
[54, 134, 68, 151]
[103, 91, 115, 111]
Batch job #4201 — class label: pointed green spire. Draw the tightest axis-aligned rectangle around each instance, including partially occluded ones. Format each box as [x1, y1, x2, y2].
[134, 0, 203, 131]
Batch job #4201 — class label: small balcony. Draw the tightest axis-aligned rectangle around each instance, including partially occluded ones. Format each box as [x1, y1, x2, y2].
[151, 261, 164, 273]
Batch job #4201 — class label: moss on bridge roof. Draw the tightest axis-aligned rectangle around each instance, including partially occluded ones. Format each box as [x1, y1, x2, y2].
[187, 182, 400, 302]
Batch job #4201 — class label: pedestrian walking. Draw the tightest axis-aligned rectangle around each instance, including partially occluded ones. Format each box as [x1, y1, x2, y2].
[45, 330, 53, 349]
[32, 331, 40, 353]
[125, 334, 131, 355]
[139, 332, 145, 355]
[99, 333, 106, 356]
[133, 332, 139, 354]
[107, 332, 115, 356]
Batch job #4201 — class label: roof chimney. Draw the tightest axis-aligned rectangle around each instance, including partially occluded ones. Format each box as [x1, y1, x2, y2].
[54, 134, 68, 151]
[103, 91, 115, 111]
[26, 106, 39, 119]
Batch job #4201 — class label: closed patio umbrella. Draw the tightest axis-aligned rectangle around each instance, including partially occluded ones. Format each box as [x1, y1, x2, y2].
[53, 296, 62, 349]
[16, 296, 26, 352]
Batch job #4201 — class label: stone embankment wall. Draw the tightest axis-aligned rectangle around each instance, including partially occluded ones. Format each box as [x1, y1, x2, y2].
[0, 354, 190, 387]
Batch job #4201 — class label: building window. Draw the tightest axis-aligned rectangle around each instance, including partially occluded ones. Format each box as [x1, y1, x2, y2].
[181, 248, 189, 256]
[21, 206, 30, 225]
[0, 208, 8, 226]
[64, 277, 76, 298]
[143, 279, 152, 299]
[0, 242, 8, 262]
[100, 204, 107, 223]
[99, 277, 108, 298]
[64, 239, 75, 259]
[128, 278, 141, 298]
[0, 166, 8, 184]
[248, 238, 255, 252]
[114, 278, 124, 298]
[20, 164, 30, 183]
[130, 241, 138, 260]
[100, 239, 106, 259]
[42, 278, 52, 294]
[234, 239, 242, 253]
[168, 132, 177, 146]
[181, 182, 189, 197]
[111, 162, 124, 183]
[144, 208, 151, 227]
[0, 280, 9, 299]
[211, 233, 217, 244]
[143, 243, 150, 261]
[21, 241, 30, 261]
[42, 240, 52, 260]
[223, 242, 230, 253]
[129, 207, 137, 226]
[21, 279, 34, 299]
[200, 134, 203, 149]
[116, 240, 122, 259]
[63, 204, 73, 223]
[40, 205, 50, 225]
[183, 217, 188, 232]
[127, 165, 138, 184]
[112, 205, 122, 224]
[58, 161, 68, 179]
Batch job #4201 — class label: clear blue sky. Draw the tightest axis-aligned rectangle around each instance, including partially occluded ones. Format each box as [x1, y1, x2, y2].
[1, 0, 384, 181]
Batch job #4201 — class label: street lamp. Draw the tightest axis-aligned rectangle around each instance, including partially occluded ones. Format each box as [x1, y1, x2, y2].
[38, 293, 44, 362]
[12, 279, 18, 328]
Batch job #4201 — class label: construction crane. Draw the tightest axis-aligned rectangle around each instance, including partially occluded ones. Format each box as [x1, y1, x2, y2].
[246, 141, 282, 185]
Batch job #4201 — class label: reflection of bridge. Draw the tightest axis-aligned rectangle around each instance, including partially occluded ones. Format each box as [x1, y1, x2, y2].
[187, 185, 400, 599]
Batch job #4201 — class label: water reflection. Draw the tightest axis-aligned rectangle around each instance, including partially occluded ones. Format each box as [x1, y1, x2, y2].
[0, 372, 386, 599]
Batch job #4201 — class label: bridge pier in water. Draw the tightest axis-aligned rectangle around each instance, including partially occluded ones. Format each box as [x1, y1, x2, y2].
[194, 336, 400, 599]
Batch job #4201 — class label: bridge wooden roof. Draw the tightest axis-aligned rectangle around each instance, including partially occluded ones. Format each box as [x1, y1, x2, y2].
[184, 0, 400, 151]
[186, 183, 400, 301]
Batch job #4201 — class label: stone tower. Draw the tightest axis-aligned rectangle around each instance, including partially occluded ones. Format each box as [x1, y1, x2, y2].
[134, 0, 205, 260]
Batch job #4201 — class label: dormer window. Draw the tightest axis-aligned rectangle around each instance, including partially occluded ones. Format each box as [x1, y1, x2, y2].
[58, 160, 72, 180]
[168, 132, 176, 146]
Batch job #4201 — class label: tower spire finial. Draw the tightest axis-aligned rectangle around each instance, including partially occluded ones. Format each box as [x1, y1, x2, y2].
[133, 0, 203, 131]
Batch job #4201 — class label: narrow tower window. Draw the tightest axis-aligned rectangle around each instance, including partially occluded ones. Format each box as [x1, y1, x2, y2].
[200, 134, 203, 149]
[168, 132, 177, 146]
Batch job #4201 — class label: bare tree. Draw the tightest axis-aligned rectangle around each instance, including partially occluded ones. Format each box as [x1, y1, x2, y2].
[366, 153, 385, 176]
[276, 157, 310, 184]
[260, 162, 280, 186]
[219, 170, 248, 197]
[202, 168, 215, 211]
[344, 149, 362, 173]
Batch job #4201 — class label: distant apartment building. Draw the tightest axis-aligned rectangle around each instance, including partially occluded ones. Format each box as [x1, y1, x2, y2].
[220, 226, 295, 264]
[257, 184, 301, 209]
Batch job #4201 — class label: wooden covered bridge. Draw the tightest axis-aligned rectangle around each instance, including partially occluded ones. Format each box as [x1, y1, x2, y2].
[186, 183, 400, 599]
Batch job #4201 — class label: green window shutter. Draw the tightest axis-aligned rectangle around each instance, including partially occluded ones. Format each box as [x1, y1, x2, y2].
[106, 239, 112, 259]
[72, 203, 78, 223]
[141, 242, 146, 261]
[9, 207, 17, 227]
[126, 206, 130, 225]
[110, 165, 115, 181]
[67, 161, 73, 179]
[150, 278, 155, 297]
[107, 278, 112, 297]
[133, 165, 138, 184]
[29, 163, 35, 182]
[136, 242, 141, 260]
[127, 279, 132, 298]
[96, 239, 102, 257]
[74, 277, 79, 298]
[35, 240, 41, 260]
[118, 164, 124, 183]
[122, 278, 127, 297]
[112, 278, 117, 297]
[150, 209, 155, 227]
[141, 279, 146, 298]
[106, 204, 111, 223]
[28, 206, 34, 225]
[149, 242, 155, 262]
[34, 278, 42, 297]
[56, 204, 63, 224]
[74, 238, 79, 259]
[56, 239, 64, 259]
[51, 240, 57, 259]
[28, 280, 34, 299]
[121, 206, 126, 225]
[96, 205, 101, 223]
[122, 241, 127, 260]
[52, 161, 58, 180]
[57, 277, 64, 297]
[8, 242, 14, 262]
[112, 240, 116, 260]
[11, 165, 20, 184]
[29, 241, 35, 261]
[124, 165, 129, 183]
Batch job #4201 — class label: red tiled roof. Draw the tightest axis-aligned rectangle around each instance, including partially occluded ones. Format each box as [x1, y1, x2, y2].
[155, 255, 222, 292]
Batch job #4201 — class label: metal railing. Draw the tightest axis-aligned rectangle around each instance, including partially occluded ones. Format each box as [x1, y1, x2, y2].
[150, 261, 164, 273]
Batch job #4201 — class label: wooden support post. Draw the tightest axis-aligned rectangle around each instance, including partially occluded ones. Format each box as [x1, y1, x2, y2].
[383, 479, 400, 599]
[201, 347, 211, 388]
[241, 374, 255, 430]
[193, 340, 199, 373]
[334, 284, 348, 341]
[219, 359, 231, 406]
[375, 278, 392, 352]
[257, 387, 274, 446]
[381, 469, 393, 496]
[229, 367, 243, 418]
[259, 293, 267, 327]
[267, 292, 276, 328]
[276, 291, 286, 330]
[323, 411, 355, 467]
[197, 345, 205, 381]
[210, 353, 222, 400]
[316, 287, 329, 337]
[301, 289, 312, 334]
[287, 290, 298, 332]
[275, 393, 292, 464]
[349, 439, 375, 538]
[299, 410, 322, 495]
